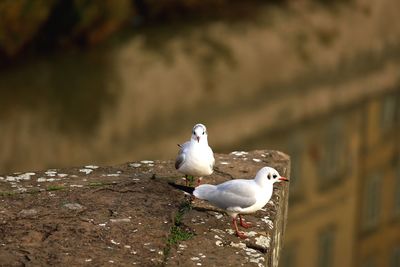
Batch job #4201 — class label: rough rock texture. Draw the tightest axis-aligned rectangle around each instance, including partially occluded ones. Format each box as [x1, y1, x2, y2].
[0, 150, 290, 266]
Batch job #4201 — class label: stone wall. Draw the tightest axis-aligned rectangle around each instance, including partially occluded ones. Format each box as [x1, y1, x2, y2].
[0, 150, 289, 266]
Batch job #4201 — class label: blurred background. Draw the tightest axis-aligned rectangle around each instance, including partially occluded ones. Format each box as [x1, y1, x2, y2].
[0, 0, 399, 266]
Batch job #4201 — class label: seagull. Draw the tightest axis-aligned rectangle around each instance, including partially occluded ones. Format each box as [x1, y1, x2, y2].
[175, 123, 215, 186]
[169, 166, 289, 239]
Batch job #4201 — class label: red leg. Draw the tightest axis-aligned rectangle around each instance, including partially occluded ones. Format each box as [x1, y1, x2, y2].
[196, 177, 202, 186]
[239, 214, 252, 228]
[232, 216, 247, 239]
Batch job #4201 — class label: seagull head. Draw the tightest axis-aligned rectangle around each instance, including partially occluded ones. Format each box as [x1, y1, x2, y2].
[254, 166, 289, 187]
[191, 123, 208, 143]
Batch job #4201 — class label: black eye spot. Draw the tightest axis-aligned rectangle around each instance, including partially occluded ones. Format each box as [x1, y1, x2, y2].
[202, 131, 205, 135]
[273, 174, 277, 179]
[267, 174, 271, 180]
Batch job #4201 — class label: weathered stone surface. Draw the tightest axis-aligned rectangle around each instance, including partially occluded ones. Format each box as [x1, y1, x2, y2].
[18, 209, 38, 218]
[165, 150, 290, 267]
[0, 150, 289, 266]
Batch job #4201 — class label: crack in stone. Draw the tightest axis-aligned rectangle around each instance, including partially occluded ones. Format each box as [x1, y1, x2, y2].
[213, 167, 235, 180]
[245, 242, 268, 254]
[42, 224, 59, 242]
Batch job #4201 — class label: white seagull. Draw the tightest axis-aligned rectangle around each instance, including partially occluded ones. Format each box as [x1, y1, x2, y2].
[169, 166, 289, 239]
[175, 123, 215, 186]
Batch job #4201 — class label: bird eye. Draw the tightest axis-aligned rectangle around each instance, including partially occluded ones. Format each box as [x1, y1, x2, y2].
[202, 131, 205, 135]
[267, 174, 271, 180]
[273, 174, 277, 179]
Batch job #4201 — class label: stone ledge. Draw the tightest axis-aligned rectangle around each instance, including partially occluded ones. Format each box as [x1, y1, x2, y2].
[0, 150, 290, 266]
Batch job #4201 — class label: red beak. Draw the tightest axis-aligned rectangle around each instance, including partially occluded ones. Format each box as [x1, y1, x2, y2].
[279, 177, 289, 182]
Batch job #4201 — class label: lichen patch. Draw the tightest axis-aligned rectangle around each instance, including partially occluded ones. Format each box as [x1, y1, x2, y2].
[79, 169, 93, 175]
[255, 235, 271, 248]
[140, 160, 154, 164]
[129, 163, 142, 168]
[85, 165, 99, 169]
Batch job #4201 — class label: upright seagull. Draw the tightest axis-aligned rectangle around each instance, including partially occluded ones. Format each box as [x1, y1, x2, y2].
[175, 123, 215, 186]
[169, 166, 289, 239]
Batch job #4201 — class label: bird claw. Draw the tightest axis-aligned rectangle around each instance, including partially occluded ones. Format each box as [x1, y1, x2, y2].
[240, 221, 252, 229]
[239, 215, 252, 228]
[236, 231, 247, 239]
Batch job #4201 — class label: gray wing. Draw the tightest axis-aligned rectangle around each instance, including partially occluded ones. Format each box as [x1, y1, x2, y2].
[209, 148, 215, 170]
[206, 180, 257, 210]
[175, 141, 190, 170]
[175, 153, 185, 170]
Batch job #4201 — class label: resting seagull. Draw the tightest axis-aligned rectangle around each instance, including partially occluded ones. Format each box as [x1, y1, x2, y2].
[169, 166, 289, 239]
[175, 123, 215, 186]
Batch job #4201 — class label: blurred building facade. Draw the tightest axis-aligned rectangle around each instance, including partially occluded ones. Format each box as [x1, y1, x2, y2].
[281, 89, 400, 267]
[356, 92, 400, 267]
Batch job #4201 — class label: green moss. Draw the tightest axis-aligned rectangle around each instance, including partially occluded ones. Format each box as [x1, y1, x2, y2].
[167, 225, 194, 245]
[175, 201, 191, 223]
[0, 188, 42, 197]
[163, 200, 194, 262]
[26, 188, 42, 194]
[0, 191, 17, 197]
[89, 182, 105, 187]
[169, 201, 193, 244]
[46, 185, 65, 191]
[186, 175, 195, 187]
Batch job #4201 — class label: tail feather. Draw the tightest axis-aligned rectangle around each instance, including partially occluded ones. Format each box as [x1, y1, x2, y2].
[193, 184, 216, 200]
[168, 182, 195, 195]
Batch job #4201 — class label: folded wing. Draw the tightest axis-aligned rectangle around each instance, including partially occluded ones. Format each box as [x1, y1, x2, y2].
[175, 141, 190, 170]
[194, 180, 257, 210]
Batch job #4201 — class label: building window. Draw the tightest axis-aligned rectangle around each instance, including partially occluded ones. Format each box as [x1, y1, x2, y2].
[317, 227, 335, 267]
[281, 243, 296, 267]
[319, 117, 348, 190]
[286, 133, 304, 202]
[362, 173, 382, 230]
[380, 95, 397, 132]
[390, 246, 400, 267]
[395, 163, 400, 217]
[361, 257, 377, 267]
[288, 151, 303, 201]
